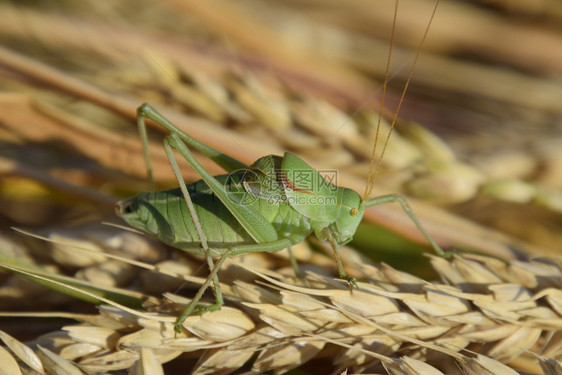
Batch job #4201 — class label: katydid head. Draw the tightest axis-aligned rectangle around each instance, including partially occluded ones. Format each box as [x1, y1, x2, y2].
[116, 192, 165, 238]
[333, 188, 365, 244]
[116, 194, 145, 229]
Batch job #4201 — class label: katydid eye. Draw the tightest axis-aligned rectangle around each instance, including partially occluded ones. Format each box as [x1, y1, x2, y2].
[350, 208, 359, 216]
[123, 202, 135, 214]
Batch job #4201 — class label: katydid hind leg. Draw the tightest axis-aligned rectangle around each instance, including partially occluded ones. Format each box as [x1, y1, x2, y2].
[135, 105, 303, 331]
[174, 235, 304, 333]
[138, 105, 274, 329]
[163, 138, 225, 322]
[166, 132, 278, 244]
[163, 137, 226, 333]
[137, 104, 259, 319]
[136, 109, 155, 189]
[137, 103, 247, 174]
[129, 105, 228, 333]
[174, 249, 232, 334]
[364, 194, 448, 257]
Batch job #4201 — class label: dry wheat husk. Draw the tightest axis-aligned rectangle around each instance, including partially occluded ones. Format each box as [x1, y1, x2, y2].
[1, 245, 561, 374]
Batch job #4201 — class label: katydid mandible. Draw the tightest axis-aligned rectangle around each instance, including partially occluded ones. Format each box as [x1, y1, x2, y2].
[116, 3, 444, 335]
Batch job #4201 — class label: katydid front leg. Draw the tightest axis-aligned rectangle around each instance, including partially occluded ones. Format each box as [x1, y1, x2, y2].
[364, 194, 449, 257]
[326, 232, 357, 289]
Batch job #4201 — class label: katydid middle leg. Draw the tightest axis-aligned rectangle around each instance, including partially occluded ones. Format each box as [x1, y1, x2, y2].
[364, 194, 447, 257]
[286, 246, 301, 277]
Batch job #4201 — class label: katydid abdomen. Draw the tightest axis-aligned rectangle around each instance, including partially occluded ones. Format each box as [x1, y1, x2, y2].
[116, 169, 315, 257]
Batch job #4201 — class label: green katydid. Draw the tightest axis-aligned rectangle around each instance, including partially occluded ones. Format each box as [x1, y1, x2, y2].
[116, 3, 444, 334]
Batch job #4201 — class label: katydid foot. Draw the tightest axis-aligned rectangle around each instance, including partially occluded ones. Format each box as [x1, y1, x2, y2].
[440, 249, 457, 259]
[194, 303, 222, 315]
[173, 302, 224, 334]
[344, 276, 358, 291]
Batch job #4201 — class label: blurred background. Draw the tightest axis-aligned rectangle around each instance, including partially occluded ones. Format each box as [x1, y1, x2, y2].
[0, 0, 561, 292]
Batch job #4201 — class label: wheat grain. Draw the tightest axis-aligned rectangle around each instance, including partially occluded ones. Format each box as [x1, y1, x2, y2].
[2, 249, 561, 374]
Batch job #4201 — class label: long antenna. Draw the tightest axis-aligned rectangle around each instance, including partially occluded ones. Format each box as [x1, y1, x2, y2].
[362, 0, 399, 203]
[363, 0, 440, 202]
